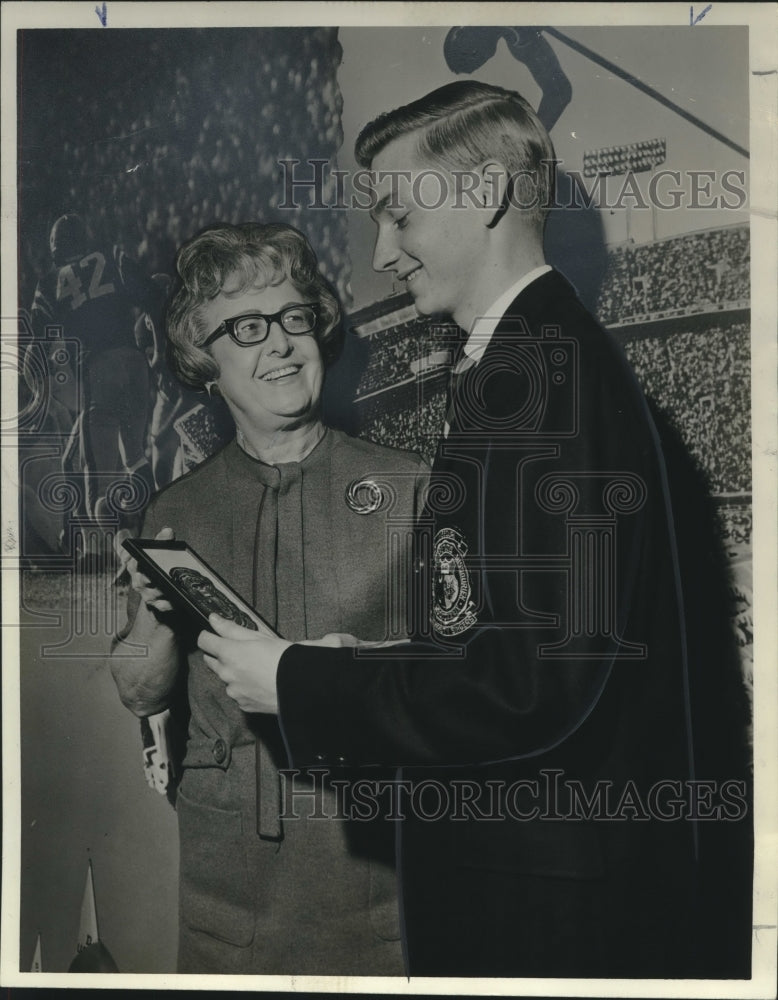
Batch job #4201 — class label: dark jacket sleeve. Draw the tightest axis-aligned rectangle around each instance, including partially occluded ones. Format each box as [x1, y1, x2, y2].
[277, 626, 614, 768]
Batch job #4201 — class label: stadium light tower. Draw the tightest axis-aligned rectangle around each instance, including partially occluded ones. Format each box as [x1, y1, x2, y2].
[583, 138, 667, 242]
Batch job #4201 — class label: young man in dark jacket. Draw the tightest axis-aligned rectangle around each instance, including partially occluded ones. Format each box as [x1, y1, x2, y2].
[198, 81, 751, 980]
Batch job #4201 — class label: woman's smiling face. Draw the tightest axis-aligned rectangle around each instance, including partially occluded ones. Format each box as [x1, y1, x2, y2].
[201, 276, 324, 432]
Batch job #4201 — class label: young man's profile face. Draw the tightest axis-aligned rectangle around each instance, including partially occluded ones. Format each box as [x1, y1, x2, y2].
[368, 132, 490, 330]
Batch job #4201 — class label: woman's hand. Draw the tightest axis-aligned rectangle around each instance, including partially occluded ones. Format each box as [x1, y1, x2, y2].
[112, 528, 181, 716]
[198, 614, 291, 714]
[126, 527, 175, 613]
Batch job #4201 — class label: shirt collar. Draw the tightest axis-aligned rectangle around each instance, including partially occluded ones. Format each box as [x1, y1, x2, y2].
[457, 265, 552, 372]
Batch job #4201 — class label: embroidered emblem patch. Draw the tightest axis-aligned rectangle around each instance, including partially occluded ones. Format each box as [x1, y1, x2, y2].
[432, 526, 478, 636]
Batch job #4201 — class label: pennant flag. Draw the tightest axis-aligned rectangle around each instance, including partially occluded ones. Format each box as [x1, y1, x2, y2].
[30, 932, 42, 972]
[76, 860, 99, 953]
[141, 710, 174, 794]
[68, 860, 119, 973]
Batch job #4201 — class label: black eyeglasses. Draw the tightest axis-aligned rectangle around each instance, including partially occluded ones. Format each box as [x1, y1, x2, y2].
[203, 303, 320, 347]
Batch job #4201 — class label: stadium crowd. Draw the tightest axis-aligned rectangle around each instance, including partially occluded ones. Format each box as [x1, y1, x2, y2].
[355, 323, 420, 397]
[716, 504, 752, 548]
[622, 321, 750, 495]
[353, 306, 750, 501]
[357, 379, 448, 465]
[19, 29, 350, 310]
[596, 226, 749, 326]
[18, 29, 351, 559]
[355, 320, 457, 398]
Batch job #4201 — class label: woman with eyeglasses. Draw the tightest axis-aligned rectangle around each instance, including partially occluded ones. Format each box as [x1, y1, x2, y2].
[111, 222, 428, 975]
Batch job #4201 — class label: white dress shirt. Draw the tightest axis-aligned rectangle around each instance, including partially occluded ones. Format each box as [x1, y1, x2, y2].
[455, 264, 553, 373]
[443, 265, 552, 436]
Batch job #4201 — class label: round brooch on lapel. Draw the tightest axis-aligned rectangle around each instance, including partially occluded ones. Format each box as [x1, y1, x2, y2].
[345, 478, 384, 514]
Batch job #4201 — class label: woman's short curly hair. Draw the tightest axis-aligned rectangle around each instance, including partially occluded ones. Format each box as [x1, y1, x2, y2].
[167, 222, 343, 390]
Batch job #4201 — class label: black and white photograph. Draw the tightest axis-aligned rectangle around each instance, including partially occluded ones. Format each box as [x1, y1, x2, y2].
[1, 1, 776, 993]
